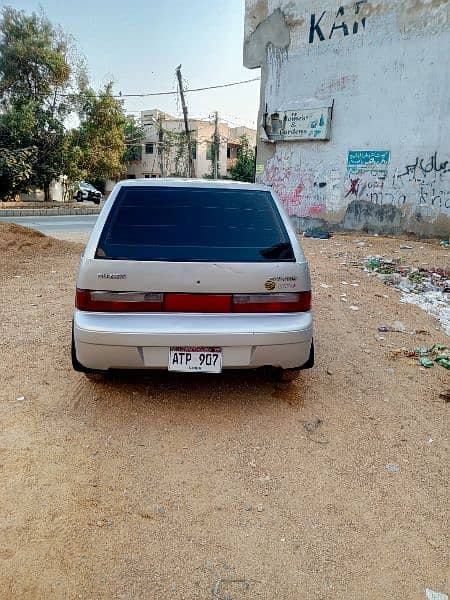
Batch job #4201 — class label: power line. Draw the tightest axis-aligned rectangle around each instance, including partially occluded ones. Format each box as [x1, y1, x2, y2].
[5, 77, 261, 111]
[114, 77, 260, 99]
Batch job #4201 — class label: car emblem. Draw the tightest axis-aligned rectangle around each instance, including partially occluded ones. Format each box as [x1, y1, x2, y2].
[97, 273, 127, 279]
[265, 279, 276, 291]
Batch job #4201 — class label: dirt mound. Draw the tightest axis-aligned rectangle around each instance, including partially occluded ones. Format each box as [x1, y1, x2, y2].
[0, 222, 83, 277]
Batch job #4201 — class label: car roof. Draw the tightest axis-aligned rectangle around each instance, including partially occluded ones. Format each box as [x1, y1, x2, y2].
[115, 178, 272, 192]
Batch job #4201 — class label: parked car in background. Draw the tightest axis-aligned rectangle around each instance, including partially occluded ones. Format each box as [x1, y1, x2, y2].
[72, 179, 314, 381]
[73, 181, 102, 204]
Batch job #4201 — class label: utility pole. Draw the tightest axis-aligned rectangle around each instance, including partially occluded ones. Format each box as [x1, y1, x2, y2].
[175, 65, 195, 178]
[157, 113, 165, 177]
[213, 111, 220, 180]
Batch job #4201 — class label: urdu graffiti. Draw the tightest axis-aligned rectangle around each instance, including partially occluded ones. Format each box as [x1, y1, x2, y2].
[348, 150, 450, 212]
[398, 152, 449, 183]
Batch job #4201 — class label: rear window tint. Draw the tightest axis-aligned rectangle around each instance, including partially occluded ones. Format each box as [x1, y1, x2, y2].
[96, 186, 295, 262]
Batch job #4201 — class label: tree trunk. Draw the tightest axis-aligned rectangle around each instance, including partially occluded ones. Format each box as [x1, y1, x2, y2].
[43, 182, 51, 202]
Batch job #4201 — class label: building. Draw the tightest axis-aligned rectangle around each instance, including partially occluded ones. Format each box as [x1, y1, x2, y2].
[244, 0, 450, 236]
[126, 110, 256, 180]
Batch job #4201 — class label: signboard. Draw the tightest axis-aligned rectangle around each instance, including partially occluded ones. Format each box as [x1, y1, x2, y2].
[268, 107, 332, 141]
[347, 150, 391, 173]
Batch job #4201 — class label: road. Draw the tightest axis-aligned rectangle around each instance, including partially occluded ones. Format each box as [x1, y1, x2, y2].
[1, 221, 448, 599]
[0, 214, 97, 241]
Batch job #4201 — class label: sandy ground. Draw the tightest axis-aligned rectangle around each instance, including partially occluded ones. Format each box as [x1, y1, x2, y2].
[0, 224, 448, 600]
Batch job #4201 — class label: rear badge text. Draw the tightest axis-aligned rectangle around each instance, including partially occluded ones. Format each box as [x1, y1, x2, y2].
[265, 276, 297, 291]
[97, 273, 127, 280]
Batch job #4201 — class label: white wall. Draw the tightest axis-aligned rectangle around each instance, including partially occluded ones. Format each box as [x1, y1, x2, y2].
[244, 0, 450, 236]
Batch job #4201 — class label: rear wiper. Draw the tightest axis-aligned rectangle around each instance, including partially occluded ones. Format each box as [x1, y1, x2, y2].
[260, 242, 293, 259]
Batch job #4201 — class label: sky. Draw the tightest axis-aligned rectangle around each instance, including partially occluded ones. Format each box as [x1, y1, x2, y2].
[7, 0, 260, 129]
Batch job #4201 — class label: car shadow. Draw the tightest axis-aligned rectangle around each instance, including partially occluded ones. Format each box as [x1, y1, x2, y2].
[69, 367, 311, 423]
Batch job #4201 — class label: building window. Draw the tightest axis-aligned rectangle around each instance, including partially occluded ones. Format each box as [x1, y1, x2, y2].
[145, 143, 154, 154]
[144, 174, 150, 178]
[227, 146, 231, 159]
[191, 141, 197, 160]
[126, 174, 136, 179]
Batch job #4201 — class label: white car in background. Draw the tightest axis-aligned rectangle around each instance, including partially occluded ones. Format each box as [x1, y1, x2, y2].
[72, 179, 313, 380]
[73, 181, 102, 204]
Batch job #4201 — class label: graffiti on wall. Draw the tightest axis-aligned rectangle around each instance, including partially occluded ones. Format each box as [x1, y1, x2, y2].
[309, 2, 367, 44]
[398, 152, 449, 183]
[346, 150, 450, 212]
[345, 150, 390, 201]
[263, 151, 328, 217]
[262, 149, 449, 221]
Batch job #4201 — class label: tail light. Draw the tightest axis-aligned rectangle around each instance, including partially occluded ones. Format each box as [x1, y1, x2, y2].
[76, 290, 163, 312]
[76, 290, 311, 313]
[232, 292, 311, 313]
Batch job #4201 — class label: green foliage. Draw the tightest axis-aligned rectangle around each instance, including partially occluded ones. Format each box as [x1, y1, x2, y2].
[68, 83, 127, 183]
[158, 128, 192, 177]
[123, 116, 144, 163]
[0, 6, 73, 199]
[229, 135, 255, 183]
[0, 6, 70, 102]
[0, 146, 36, 199]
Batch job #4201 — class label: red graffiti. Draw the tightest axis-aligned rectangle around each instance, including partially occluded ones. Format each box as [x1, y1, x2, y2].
[263, 156, 327, 217]
[346, 177, 360, 197]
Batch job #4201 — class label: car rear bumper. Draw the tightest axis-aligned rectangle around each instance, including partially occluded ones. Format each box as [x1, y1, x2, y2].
[73, 310, 313, 371]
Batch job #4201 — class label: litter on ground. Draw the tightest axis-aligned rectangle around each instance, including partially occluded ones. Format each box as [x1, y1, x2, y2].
[364, 257, 450, 335]
[425, 589, 448, 600]
[391, 345, 449, 370]
[303, 227, 332, 239]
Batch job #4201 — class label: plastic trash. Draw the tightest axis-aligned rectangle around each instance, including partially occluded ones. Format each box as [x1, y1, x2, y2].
[425, 589, 448, 600]
[304, 228, 332, 239]
[420, 358, 434, 368]
[392, 320, 407, 332]
[386, 463, 400, 473]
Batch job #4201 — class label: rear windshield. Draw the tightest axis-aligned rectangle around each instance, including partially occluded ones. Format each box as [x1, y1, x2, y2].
[95, 186, 295, 262]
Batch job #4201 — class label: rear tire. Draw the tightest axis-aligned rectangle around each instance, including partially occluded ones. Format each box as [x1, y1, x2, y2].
[84, 371, 106, 382]
[76, 191, 83, 202]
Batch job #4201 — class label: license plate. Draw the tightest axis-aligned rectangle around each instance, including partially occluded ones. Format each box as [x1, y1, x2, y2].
[168, 347, 222, 373]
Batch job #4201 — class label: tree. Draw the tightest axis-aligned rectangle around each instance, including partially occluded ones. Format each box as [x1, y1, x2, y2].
[67, 83, 127, 185]
[229, 135, 255, 183]
[123, 115, 145, 163]
[0, 6, 153, 201]
[0, 147, 36, 199]
[0, 6, 75, 200]
[0, 7, 70, 102]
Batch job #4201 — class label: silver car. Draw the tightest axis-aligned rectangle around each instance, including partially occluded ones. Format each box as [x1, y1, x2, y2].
[72, 179, 313, 380]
